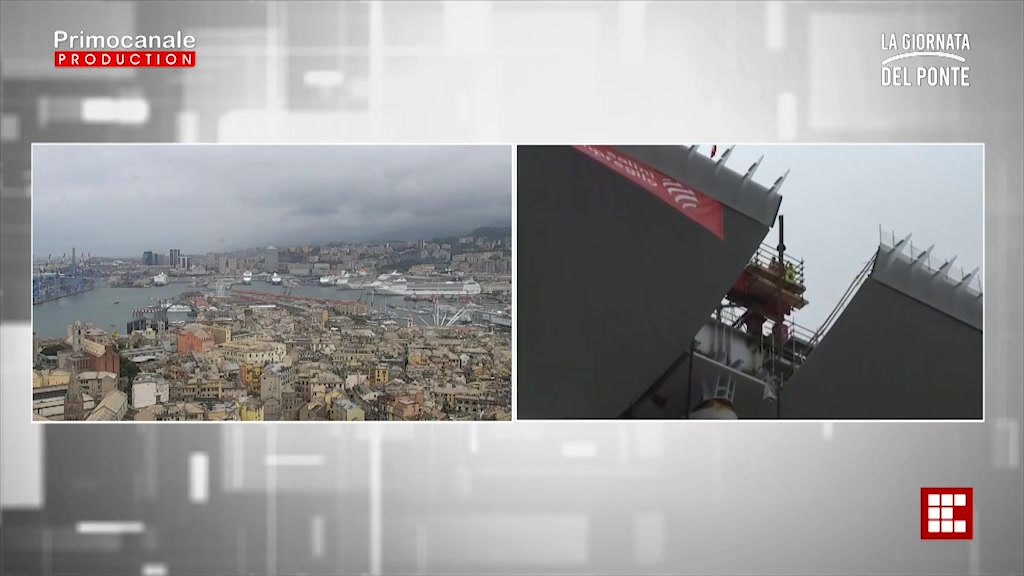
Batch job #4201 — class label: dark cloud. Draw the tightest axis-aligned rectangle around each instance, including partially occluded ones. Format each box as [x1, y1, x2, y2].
[32, 145, 512, 257]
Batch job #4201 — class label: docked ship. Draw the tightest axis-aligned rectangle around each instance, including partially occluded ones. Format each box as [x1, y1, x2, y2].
[380, 278, 482, 296]
[242, 270, 252, 284]
[348, 279, 384, 290]
[377, 270, 403, 281]
[334, 271, 351, 288]
[319, 275, 335, 286]
[153, 272, 169, 286]
[270, 272, 282, 285]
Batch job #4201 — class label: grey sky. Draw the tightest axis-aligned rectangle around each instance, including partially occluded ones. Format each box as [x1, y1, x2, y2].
[33, 144, 512, 258]
[719, 144, 983, 332]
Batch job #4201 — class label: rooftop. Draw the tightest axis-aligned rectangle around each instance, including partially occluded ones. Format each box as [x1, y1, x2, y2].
[85, 390, 129, 421]
[77, 371, 117, 381]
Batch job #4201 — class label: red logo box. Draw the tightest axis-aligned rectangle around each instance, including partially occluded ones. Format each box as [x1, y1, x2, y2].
[920, 487, 974, 540]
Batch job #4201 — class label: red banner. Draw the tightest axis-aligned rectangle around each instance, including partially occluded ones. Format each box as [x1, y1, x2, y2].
[573, 145, 724, 239]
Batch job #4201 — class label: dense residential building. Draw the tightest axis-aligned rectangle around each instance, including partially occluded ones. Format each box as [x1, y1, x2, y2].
[177, 324, 215, 355]
[32, 232, 512, 422]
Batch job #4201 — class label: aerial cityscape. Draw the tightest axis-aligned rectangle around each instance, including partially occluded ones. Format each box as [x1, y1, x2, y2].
[32, 144, 513, 422]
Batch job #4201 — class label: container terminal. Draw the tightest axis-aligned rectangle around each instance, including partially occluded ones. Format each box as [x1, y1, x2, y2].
[32, 248, 96, 304]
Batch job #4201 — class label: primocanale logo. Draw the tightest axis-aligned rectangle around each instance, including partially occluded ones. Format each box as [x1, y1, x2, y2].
[54, 30, 196, 68]
[881, 33, 970, 88]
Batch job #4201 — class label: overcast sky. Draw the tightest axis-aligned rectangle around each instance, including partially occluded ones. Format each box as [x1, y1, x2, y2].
[33, 144, 512, 258]
[717, 144, 983, 331]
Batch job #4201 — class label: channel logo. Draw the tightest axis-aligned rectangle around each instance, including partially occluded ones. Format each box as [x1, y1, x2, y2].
[920, 487, 974, 540]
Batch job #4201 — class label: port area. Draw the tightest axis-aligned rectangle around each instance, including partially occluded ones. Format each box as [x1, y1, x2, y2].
[32, 274, 97, 305]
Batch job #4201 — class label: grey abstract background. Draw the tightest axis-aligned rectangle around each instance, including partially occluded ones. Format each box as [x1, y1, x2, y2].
[1, 1, 1021, 575]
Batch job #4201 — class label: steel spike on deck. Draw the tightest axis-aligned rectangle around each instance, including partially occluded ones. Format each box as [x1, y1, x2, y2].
[741, 155, 764, 189]
[517, 145, 785, 419]
[713, 146, 734, 176]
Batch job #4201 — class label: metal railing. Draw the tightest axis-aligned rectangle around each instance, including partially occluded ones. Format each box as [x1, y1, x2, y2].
[749, 242, 805, 286]
[708, 305, 815, 386]
[879, 227, 982, 293]
[713, 304, 816, 347]
[808, 253, 875, 348]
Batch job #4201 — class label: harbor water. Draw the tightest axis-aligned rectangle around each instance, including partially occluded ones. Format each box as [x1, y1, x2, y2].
[32, 281, 506, 339]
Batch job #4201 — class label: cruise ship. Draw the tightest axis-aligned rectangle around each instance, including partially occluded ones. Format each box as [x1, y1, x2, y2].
[348, 279, 384, 290]
[379, 278, 482, 296]
[270, 272, 282, 285]
[377, 270, 403, 281]
[242, 270, 252, 284]
[153, 272, 168, 286]
[319, 275, 336, 286]
[334, 272, 351, 287]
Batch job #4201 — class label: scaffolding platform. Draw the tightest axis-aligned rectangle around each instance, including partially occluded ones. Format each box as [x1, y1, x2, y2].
[730, 242, 807, 306]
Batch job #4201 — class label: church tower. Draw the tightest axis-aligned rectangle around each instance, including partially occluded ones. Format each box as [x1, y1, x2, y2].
[71, 320, 85, 354]
[63, 365, 86, 421]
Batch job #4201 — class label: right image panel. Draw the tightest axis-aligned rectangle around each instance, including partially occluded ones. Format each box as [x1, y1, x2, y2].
[515, 144, 984, 420]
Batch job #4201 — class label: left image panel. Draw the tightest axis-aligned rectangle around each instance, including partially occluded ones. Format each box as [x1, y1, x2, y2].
[30, 144, 514, 422]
